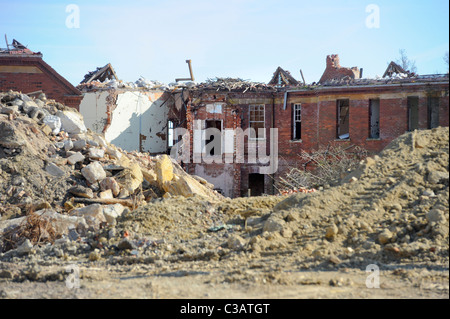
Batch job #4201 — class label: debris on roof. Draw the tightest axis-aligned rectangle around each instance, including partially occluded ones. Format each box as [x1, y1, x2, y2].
[80, 63, 118, 84]
[383, 61, 413, 78]
[268, 67, 300, 87]
[190, 77, 277, 93]
[0, 38, 40, 56]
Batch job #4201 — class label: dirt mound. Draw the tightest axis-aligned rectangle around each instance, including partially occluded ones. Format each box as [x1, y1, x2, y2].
[106, 127, 448, 271]
[261, 127, 449, 268]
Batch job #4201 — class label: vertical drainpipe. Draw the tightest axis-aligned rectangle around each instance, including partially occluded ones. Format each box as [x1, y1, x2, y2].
[271, 91, 276, 195]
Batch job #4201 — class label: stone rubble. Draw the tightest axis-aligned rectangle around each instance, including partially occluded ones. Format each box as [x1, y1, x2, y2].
[0, 90, 223, 254]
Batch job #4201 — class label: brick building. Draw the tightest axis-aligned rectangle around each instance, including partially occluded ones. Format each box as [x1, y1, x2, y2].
[0, 40, 82, 110]
[173, 58, 449, 198]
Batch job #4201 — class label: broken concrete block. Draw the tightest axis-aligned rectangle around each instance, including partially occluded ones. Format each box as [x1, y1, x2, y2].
[81, 161, 106, 184]
[43, 115, 61, 135]
[72, 139, 87, 151]
[88, 147, 105, 160]
[99, 189, 113, 199]
[100, 177, 120, 197]
[164, 174, 213, 198]
[56, 110, 87, 134]
[69, 204, 106, 229]
[102, 204, 125, 226]
[156, 155, 174, 189]
[0, 216, 26, 235]
[106, 146, 122, 160]
[45, 162, 65, 177]
[67, 151, 85, 165]
[38, 209, 88, 236]
[28, 107, 46, 122]
[428, 171, 449, 184]
[118, 188, 129, 199]
[263, 217, 286, 233]
[54, 141, 65, 149]
[91, 134, 107, 148]
[64, 139, 73, 151]
[1, 106, 18, 115]
[0, 121, 27, 148]
[227, 234, 246, 250]
[16, 239, 33, 255]
[115, 163, 143, 193]
[87, 139, 99, 147]
[21, 99, 38, 114]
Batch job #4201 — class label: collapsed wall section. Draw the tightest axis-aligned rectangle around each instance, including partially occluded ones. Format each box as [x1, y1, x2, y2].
[79, 89, 176, 154]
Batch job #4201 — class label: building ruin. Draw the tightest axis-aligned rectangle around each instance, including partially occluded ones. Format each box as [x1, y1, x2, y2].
[1, 44, 448, 198]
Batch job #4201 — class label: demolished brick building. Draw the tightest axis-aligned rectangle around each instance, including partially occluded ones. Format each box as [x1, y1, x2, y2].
[170, 56, 449, 198]
[1, 43, 448, 198]
[0, 40, 82, 110]
[77, 64, 186, 155]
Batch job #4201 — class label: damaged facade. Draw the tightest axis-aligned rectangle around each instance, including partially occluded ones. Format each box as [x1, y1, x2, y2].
[171, 56, 449, 198]
[0, 40, 82, 110]
[1, 43, 448, 199]
[78, 87, 185, 155]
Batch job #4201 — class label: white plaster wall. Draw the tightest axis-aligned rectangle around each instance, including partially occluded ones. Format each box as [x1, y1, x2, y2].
[79, 91, 109, 134]
[141, 92, 169, 154]
[79, 90, 170, 154]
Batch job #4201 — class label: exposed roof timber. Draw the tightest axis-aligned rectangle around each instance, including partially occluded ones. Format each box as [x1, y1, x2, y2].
[268, 67, 299, 86]
[383, 61, 411, 78]
[81, 63, 118, 84]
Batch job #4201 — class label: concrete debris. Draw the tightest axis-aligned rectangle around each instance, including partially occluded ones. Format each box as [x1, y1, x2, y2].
[67, 151, 85, 165]
[55, 110, 87, 134]
[45, 162, 65, 177]
[81, 161, 107, 184]
[0, 90, 223, 254]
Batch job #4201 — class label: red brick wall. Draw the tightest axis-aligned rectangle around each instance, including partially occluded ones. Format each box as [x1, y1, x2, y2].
[319, 55, 360, 83]
[0, 56, 82, 110]
[185, 83, 449, 198]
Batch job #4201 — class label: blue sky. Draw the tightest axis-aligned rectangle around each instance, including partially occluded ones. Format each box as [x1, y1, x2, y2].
[1, 0, 448, 85]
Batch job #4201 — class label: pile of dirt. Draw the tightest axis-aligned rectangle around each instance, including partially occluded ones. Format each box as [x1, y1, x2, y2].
[105, 127, 448, 270]
[253, 127, 449, 268]
[0, 90, 222, 253]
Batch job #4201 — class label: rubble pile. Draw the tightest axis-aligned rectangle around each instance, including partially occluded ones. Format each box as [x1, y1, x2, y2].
[0, 90, 448, 290]
[191, 77, 278, 92]
[0, 90, 222, 253]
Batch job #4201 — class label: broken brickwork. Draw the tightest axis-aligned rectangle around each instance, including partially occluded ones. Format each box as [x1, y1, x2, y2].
[319, 54, 361, 84]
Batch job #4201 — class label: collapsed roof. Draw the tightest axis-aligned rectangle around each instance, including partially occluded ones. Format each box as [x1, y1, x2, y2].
[189, 77, 277, 93]
[268, 67, 300, 87]
[80, 63, 118, 84]
[383, 61, 413, 78]
[0, 39, 39, 56]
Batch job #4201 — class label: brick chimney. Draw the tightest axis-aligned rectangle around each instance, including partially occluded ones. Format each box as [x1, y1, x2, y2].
[319, 54, 360, 84]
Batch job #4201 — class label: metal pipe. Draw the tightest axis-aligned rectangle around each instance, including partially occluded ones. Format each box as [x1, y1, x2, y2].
[175, 60, 195, 82]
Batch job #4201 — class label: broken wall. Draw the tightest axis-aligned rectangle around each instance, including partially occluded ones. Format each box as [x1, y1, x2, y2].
[79, 89, 176, 154]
